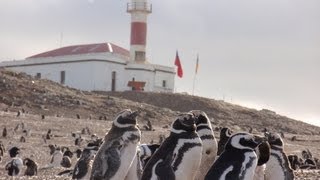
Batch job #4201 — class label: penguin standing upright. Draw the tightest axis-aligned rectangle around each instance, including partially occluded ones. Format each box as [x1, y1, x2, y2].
[23, 158, 38, 176]
[49, 146, 63, 167]
[90, 109, 141, 180]
[72, 146, 99, 180]
[5, 147, 23, 176]
[217, 127, 233, 156]
[264, 132, 294, 180]
[190, 110, 218, 180]
[253, 141, 271, 180]
[139, 143, 160, 168]
[205, 132, 264, 180]
[141, 113, 203, 180]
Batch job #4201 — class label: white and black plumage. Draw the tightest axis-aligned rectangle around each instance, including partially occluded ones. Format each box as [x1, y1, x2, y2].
[253, 141, 271, 180]
[205, 132, 264, 180]
[139, 144, 160, 168]
[24, 158, 38, 176]
[0, 141, 4, 162]
[90, 109, 141, 180]
[287, 154, 300, 170]
[141, 113, 203, 180]
[264, 132, 294, 180]
[190, 110, 218, 180]
[217, 127, 233, 156]
[49, 146, 63, 167]
[75, 149, 83, 159]
[5, 147, 23, 176]
[73, 146, 99, 180]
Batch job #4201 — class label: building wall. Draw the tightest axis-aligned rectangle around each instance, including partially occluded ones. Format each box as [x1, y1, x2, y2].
[125, 68, 155, 91]
[6, 61, 96, 91]
[92, 61, 127, 91]
[154, 70, 175, 92]
[0, 53, 175, 92]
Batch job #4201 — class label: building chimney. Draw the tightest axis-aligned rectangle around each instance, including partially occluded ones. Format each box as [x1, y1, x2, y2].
[127, 0, 152, 63]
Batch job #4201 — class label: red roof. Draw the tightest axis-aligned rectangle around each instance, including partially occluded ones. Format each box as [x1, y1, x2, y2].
[27, 43, 130, 59]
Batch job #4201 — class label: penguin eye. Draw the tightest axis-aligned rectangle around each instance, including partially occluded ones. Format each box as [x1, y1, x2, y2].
[206, 150, 211, 155]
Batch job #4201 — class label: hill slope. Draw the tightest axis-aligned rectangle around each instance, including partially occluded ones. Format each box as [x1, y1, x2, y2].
[0, 68, 319, 135]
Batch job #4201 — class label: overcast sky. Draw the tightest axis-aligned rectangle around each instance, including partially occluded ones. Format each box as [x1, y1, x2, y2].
[0, 0, 319, 126]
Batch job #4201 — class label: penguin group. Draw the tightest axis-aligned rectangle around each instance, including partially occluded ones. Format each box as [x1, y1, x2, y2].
[0, 108, 301, 180]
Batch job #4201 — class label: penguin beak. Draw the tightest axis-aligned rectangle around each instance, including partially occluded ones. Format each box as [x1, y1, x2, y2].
[129, 110, 140, 119]
[253, 135, 266, 145]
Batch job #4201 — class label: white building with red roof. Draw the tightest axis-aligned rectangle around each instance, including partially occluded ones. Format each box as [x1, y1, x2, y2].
[0, 0, 175, 92]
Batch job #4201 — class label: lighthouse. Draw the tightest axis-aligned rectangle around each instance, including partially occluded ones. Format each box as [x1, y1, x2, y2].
[127, 0, 152, 63]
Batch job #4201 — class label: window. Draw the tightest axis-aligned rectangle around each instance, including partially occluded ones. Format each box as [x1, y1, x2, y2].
[35, 73, 41, 79]
[135, 51, 145, 61]
[60, 71, 65, 84]
[162, 80, 166, 88]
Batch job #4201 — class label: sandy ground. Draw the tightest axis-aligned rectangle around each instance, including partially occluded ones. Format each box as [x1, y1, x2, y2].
[0, 111, 319, 179]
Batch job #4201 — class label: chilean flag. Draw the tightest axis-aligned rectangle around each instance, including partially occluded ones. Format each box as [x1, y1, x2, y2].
[174, 51, 183, 78]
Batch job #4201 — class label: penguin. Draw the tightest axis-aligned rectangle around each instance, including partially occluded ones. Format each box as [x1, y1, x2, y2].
[205, 132, 264, 180]
[2, 127, 7, 138]
[61, 156, 72, 168]
[217, 127, 233, 156]
[24, 158, 38, 176]
[264, 132, 294, 180]
[253, 141, 271, 180]
[139, 143, 160, 168]
[75, 149, 83, 159]
[0, 141, 4, 162]
[90, 109, 141, 180]
[49, 145, 63, 167]
[287, 154, 300, 170]
[5, 147, 23, 176]
[190, 110, 218, 180]
[141, 112, 203, 180]
[73, 146, 99, 180]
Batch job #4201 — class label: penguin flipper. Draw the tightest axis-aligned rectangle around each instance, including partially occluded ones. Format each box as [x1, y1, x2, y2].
[155, 154, 175, 180]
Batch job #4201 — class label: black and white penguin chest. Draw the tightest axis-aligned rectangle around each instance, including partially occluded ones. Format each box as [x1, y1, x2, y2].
[265, 147, 294, 180]
[205, 133, 264, 180]
[206, 148, 258, 180]
[90, 109, 141, 180]
[171, 133, 203, 180]
[5, 157, 23, 176]
[142, 112, 202, 180]
[142, 132, 202, 180]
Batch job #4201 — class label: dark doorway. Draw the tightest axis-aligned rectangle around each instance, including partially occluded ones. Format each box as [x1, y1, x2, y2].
[111, 71, 116, 91]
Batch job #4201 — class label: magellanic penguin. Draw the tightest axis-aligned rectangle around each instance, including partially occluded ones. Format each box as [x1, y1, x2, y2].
[139, 143, 160, 168]
[141, 112, 203, 180]
[5, 147, 23, 176]
[253, 141, 271, 180]
[205, 132, 265, 180]
[190, 110, 218, 180]
[90, 109, 141, 180]
[23, 158, 38, 176]
[72, 146, 99, 180]
[217, 127, 233, 156]
[49, 146, 63, 167]
[264, 132, 294, 180]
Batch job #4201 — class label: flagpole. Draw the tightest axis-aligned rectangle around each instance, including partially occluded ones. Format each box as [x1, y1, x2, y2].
[192, 53, 199, 96]
[192, 72, 196, 95]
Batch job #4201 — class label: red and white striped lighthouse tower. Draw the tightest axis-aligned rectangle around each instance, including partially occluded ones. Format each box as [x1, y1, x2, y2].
[127, 0, 152, 63]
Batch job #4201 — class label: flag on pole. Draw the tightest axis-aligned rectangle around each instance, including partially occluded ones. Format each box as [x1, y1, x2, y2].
[195, 54, 199, 74]
[174, 51, 183, 78]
